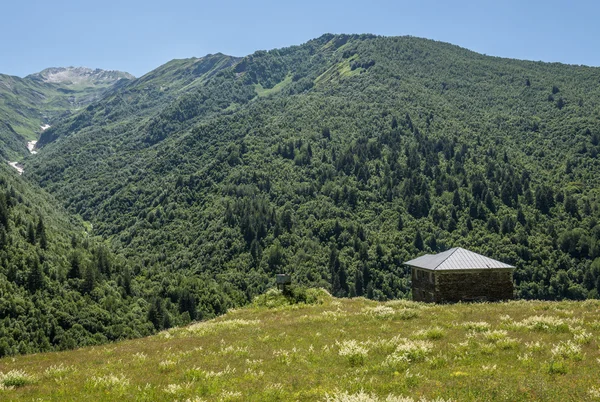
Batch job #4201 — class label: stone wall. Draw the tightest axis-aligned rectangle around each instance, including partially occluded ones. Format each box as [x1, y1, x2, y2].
[411, 268, 514, 303]
[411, 267, 436, 302]
[435, 269, 514, 302]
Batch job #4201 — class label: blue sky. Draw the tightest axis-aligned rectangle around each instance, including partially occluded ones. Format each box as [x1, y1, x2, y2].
[2, 0, 599, 78]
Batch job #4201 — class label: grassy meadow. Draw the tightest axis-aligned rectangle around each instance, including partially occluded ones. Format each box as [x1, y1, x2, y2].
[1, 290, 600, 401]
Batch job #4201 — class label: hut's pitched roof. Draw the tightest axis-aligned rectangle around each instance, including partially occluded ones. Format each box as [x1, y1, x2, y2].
[404, 247, 514, 271]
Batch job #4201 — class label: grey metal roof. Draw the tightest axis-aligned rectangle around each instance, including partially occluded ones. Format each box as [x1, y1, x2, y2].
[404, 247, 515, 271]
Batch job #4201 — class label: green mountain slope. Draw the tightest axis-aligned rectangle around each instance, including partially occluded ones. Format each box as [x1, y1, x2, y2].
[0, 67, 132, 160]
[35, 53, 240, 147]
[0, 164, 154, 356]
[25, 34, 600, 320]
[1, 294, 600, 401]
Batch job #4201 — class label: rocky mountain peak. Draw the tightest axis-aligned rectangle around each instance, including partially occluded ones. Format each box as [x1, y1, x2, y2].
[27, 66, 134, 87]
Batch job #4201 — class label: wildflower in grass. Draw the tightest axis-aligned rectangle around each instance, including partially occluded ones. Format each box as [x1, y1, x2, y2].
[44, 364, 75, 378]
[163, 383, 183, 394]
[573, 328, 592, 345]
[182, 319, 260, 337]
[159, 359, 177, 371]
[397, 309, 419, 320]
[175, 349, 193, 358]
[588, 386, 600, 398]
[515, 315, 570, 333]
[426, 353, 448, 369]
[589, 321, 600, 331]
[0, 370, 35, 388]
[186, 364, 236, 381]
[499, 314, 512, 321]
[496, 337, 519, 350]
[220, 390, 242, 400]
[88, 374, 129, 391]
[244, 367, 265, 378]
[363, 335, 402, 353]
[273, 349, 292, 365]
[133, 352, 147, 361]
[264, 383, 284, 397]
[462, 321, 491, 332]
[413, 327, 445, 340]
[525, 341, 544, 352]
[518, 352, 532, 362]
[479, 344, 497, 355]
[384, 339, 433, 368]
[385, 299, 424, 310]
[481, 364, 497, 371]
[404, 369, 423, 387]
[208, 365, 236, 378]
[322, 310, 345, 320]
[383, 353, 411, 369]
[325, 390, 452, 401]
[337, 340, 369, 366]
[551, 340, 583, 361]
[219, 345, 249, 356]
[245, 358, 263, 368]
[481, 330, 508, 343]
[365, 305, 395, 318]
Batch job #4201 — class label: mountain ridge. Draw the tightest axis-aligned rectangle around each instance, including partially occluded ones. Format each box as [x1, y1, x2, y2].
[26, 66, 134, 87]
[0, 66, 134, 159]
[1, 33, 600, 357]
[27, 33, 600, 303]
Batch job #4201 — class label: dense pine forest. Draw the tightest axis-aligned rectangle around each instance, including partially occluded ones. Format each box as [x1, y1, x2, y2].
[1, 34, 600, 356]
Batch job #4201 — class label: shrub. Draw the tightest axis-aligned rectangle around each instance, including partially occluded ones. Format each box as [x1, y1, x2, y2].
[87, 374, 130, 391]
[0, 369, 35, 388]
[413, 327, 445, 340]
[384, 339, 434, 368]
[337, 340, 369, 366]
[397, 309, 419, 320]
[546, 360, 568, 375]
[462, 321, 491, 332]
[551, 340, 583, 361]
[514, 316, 570, 333]
[365, 305, 395, 319]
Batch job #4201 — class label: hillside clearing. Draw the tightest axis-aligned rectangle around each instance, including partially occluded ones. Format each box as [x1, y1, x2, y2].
[1, 293, 600, 401]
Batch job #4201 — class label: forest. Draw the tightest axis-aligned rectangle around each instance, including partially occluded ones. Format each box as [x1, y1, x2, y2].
[1, 33, 599, 355]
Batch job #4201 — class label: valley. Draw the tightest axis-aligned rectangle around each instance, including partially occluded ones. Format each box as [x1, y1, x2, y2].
[0, 33, 598, 383]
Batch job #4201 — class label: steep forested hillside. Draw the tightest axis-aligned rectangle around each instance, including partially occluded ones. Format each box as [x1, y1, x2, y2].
[0, 164, 154, 356]
[16, 34, 600, 339]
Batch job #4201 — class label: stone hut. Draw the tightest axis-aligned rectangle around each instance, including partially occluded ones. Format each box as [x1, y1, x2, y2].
[405, 247, 515, 303]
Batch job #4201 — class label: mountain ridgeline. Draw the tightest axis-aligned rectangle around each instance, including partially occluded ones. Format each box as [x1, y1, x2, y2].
[3, 33, 600, 355]
[0, 67, 132, 160]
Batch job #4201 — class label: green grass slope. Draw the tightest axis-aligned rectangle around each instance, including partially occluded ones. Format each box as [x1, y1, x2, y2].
[35, 53, 241, 147]
[1, 294, 600, 401]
